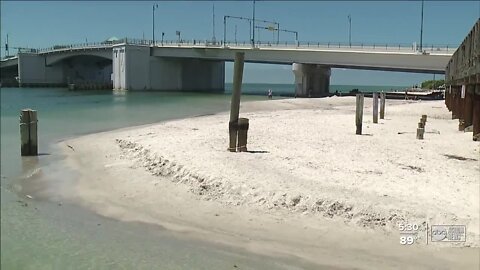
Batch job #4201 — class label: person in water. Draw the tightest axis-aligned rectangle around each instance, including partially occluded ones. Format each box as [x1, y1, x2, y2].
[267, 89, 273, 99]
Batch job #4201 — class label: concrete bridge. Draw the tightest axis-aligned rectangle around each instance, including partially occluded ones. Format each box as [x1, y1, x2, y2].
[0, 39, 456, 97]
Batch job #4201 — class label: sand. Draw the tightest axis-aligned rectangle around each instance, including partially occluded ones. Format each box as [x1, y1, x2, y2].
[51, 96, 479, 269]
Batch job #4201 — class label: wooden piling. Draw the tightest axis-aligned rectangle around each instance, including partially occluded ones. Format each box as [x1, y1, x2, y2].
[380, 92, 386, 119]
[20, 109, 38, 156]
[464, 85, 474, 130]
[237, 118, 249, 152]
[372, 92, 379, 123]
[355, 94, 364, 135]
[20, 110, 31, 156]
[416, 127, 424, 140]
[445, 87, 450, 110]
[228, 52, 245, 152]
[421, 115, 427, 127]
[452, 89, 459, 119]
[459, 85, 466, 131]
[473, 85, 480, 141]
[29, 110, 38, 155]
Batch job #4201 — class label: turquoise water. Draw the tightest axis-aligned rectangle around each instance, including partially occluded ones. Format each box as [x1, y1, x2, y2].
[0, 84, 404, 269]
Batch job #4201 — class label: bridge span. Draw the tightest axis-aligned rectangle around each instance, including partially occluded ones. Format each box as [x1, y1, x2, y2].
[1, 39, 455, 97]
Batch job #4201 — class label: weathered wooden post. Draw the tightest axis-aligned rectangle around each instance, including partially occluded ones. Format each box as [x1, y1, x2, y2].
[464, 85, 474, 130]
[452, 88, 459, 119]
[228, 52, 245, 152]
[20, 109, 38, 156]
[372, 92, 379, 123]
[421, 115, 427, 127]
[237, 118, 249, 152]
[20, 110, 30, 156]
[473, 85, 480, 141]
[459, 85, 466, 131]
[416, 127, 424, 140]
[380, 92, 386, 119]
[355, 94, 364, 135]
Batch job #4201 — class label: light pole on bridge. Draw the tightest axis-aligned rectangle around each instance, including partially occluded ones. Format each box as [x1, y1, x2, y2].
[419, 0, 424, 52]
[152, 3, 159, 45]
[252, 0, 256, 47]
[348, 14, 352, 47]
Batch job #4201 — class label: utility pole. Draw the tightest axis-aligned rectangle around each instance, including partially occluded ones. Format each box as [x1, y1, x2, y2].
[235, 25, 237, 43]
[252, 0, 256, 47]
[153, 3, 159, 45]
[419, 0, 424, 52]
[5, 34, 9, 57]
[212, 2, 216, 43]
[276, 22, 280, 44]
[348, 14, 352, 47]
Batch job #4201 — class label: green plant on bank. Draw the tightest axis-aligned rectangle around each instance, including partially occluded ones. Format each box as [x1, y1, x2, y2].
[421, 79, 445, 89]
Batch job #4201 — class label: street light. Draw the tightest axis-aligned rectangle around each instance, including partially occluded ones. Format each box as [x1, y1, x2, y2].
[223, 15, 279, 46]
[252, 0, 256, 47]
[152, 3, 159, 45]
[419, 0, 424, 52]
[212, 2, 216, 43]
[348, 14, 352, 47]
[176, 31, 181, 43]
[234, 25, 237, 43]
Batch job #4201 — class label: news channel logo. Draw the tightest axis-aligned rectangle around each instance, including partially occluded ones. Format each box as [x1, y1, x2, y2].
[431, 225, 466, 242]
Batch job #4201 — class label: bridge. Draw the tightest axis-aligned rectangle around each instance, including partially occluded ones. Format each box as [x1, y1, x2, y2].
[0, 38, 456, 97]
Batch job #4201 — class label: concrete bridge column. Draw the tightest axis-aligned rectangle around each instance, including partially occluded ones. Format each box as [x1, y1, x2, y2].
[292, 63, 330, 97]
[113, 45, 225, 91]
[18, 53, 64, 87]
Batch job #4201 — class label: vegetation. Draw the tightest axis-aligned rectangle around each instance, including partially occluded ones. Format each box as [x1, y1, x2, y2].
[421, 79, 445, 89]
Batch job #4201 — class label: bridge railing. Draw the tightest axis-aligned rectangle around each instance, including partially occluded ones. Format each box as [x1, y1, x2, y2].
[147, 39, 457, 54]
[159, 39, 458, 53]
[1, 38, 458, 60]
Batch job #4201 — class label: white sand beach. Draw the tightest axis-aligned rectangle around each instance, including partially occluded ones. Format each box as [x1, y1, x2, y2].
[56, 96, 479, 269]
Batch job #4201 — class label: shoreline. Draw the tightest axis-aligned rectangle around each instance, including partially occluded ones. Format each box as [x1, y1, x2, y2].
[26, 96, 479, 269]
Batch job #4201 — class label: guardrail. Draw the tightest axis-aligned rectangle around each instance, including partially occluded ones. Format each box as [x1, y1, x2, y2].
[1, 38, 458, 60]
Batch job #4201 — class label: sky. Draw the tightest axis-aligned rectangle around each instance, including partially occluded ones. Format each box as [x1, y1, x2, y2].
[1, 0, 479, 86]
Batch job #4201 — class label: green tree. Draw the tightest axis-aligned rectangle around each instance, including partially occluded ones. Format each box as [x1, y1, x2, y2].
[421, 79, 445, 89]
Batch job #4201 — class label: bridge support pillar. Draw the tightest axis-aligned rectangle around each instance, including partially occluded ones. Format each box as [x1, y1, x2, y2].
[292, 63, 330, 97]
[18, 53, 64, 87]
[113, 45, 224, 91]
